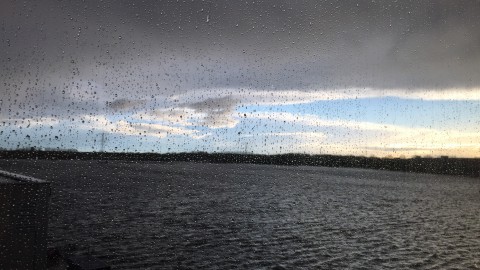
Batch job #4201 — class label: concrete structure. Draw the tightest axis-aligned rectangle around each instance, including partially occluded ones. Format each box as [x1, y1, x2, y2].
[0, 170, 50, 270]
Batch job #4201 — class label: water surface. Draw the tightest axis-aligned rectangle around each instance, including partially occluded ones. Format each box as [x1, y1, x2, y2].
[1, 160, 479, 269]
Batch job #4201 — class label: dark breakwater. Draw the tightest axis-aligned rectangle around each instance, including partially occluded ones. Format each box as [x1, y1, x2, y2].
[1, 150, 479, 178]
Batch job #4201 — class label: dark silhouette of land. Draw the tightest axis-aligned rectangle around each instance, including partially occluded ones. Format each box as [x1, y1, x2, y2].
[0, 150, 479, 178]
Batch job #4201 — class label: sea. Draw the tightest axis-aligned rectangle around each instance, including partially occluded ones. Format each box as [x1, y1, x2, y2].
[1, 159, 479, 269]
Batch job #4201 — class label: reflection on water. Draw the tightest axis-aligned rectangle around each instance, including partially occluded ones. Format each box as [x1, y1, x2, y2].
[1, 160, 479, 269]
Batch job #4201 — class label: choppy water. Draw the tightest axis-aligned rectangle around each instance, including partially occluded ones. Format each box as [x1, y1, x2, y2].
[1, 160, 480, 269]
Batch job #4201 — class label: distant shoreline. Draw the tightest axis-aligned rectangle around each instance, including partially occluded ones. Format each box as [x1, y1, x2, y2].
[0, 150, 479, 178]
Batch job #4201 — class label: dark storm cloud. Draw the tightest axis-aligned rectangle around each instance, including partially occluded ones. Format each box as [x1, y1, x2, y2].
[107, 99, 146, 111]
[1, 0, 480, 120]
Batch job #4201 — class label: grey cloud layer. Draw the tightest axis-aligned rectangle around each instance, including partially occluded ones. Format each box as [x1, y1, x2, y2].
[1, 0, 480, 121]
[180, 96, 239, 128]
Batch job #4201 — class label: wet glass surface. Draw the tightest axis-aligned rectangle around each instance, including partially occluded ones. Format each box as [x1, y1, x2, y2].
[2, 2, 480, 268]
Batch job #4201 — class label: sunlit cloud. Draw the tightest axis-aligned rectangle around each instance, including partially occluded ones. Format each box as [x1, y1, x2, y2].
[133, 108, 197, 127]
[78, 115, 204, 139]
[245, 112, 480, 157]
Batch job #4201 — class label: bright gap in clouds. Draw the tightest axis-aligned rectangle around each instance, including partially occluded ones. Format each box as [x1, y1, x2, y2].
[2, 94, 479, 158]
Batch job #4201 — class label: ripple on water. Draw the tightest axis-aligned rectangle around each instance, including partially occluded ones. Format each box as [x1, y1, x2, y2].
[0, 160, 479, 269]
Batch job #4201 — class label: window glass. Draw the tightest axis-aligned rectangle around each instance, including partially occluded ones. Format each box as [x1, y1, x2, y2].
[1, 1, 479, 269]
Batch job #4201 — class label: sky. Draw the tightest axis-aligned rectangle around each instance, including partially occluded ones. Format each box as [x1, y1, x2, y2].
[1, 0, 480, 157]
